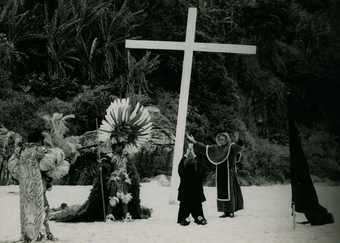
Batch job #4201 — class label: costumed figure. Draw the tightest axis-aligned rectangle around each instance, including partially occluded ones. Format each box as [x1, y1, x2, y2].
[187, 132, 244, 218]
[0, 125, 20, 184]
[287, 93, 334, 226]
[5, 113, 77, 242]
[177, 143, 207, 226]
[50, 98, 153, 222]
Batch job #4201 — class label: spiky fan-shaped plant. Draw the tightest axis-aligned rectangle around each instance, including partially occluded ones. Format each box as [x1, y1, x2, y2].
[98, 98, 152, 153]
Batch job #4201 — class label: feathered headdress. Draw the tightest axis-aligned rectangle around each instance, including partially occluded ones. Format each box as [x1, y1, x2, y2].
[98, 98, 152, 153]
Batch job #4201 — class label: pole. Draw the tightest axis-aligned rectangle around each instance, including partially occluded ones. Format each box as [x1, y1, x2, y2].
[96, 118, 106, 221]
[292, 202, 296, 231]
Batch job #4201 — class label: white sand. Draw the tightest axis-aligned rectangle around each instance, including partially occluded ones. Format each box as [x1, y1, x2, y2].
[0, 183, 339, 243]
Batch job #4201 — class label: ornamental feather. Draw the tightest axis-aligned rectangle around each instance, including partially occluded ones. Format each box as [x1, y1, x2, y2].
[42, 113, 80, 163]
[40, 147, 70, 180]
[116, 192, 133, 204]
[109, 196, 119, 207]
[98, 98, 152, 153]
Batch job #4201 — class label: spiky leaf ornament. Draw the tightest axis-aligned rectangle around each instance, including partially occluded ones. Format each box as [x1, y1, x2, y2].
[98, 98, 152, 153]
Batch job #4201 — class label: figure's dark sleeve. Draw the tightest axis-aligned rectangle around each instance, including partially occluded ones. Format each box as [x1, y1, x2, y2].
[193, 142, 206, 156]
[232, 140, 244, 154]
[178, 158, 185, 178]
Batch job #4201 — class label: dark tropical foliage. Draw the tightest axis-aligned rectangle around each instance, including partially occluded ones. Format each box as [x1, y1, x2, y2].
[1, 0, 339, 184]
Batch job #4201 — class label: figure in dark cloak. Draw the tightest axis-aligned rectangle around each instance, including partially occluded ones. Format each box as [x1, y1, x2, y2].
[49, 98, 153, 222]
[287, 93, 334, 226]
[50, 143, 146, 222]
[187, 132, 244, 218]
[177, 143, 207, 226]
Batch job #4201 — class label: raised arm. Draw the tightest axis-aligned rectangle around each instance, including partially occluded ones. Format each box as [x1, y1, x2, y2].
[186, 134, 206, 155]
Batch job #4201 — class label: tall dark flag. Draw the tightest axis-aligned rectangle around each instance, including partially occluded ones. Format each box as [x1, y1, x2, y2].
[287, 93, 334, 225]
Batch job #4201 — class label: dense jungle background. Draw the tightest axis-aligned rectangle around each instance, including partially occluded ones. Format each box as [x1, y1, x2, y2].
[1, 0, 340, 185]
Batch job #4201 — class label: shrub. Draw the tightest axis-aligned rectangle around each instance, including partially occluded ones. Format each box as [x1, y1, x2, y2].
[301, 127, 340, 181]
[72, 86, 117, 134]
[27, 73, 80, 99]
[133, 146, 173, 178]
[0, 90, 40, 139]
[242, 138, 290, 183]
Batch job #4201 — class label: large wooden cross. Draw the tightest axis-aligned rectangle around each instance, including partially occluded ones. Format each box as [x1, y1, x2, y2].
[126, 8, 256, 202]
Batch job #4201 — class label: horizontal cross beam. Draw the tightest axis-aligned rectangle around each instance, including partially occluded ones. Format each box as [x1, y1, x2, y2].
[125, 8, 257, 204]
[126, 40, 257, 54]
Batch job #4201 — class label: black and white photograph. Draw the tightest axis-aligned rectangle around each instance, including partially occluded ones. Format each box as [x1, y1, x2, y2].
[0, 0, 339, 242]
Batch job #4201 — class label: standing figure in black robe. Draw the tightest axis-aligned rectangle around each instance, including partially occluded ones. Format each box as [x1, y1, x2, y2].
[177, 143, 207, 226]
[287, 93, 334, 226]
[188, 132, 244, 218]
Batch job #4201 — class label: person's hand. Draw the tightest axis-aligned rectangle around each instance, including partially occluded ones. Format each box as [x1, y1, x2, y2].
[185, 143, 197, 159]
[186, 134, 196, 144]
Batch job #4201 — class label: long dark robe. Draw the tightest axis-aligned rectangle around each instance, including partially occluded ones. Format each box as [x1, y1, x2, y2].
[287, 94, 334, 225]
[195, 142, 243, 213]
[50, 154, 147, 222]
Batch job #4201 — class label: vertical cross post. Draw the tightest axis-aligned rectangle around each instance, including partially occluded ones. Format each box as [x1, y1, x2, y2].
[169, 8, 197, 203]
